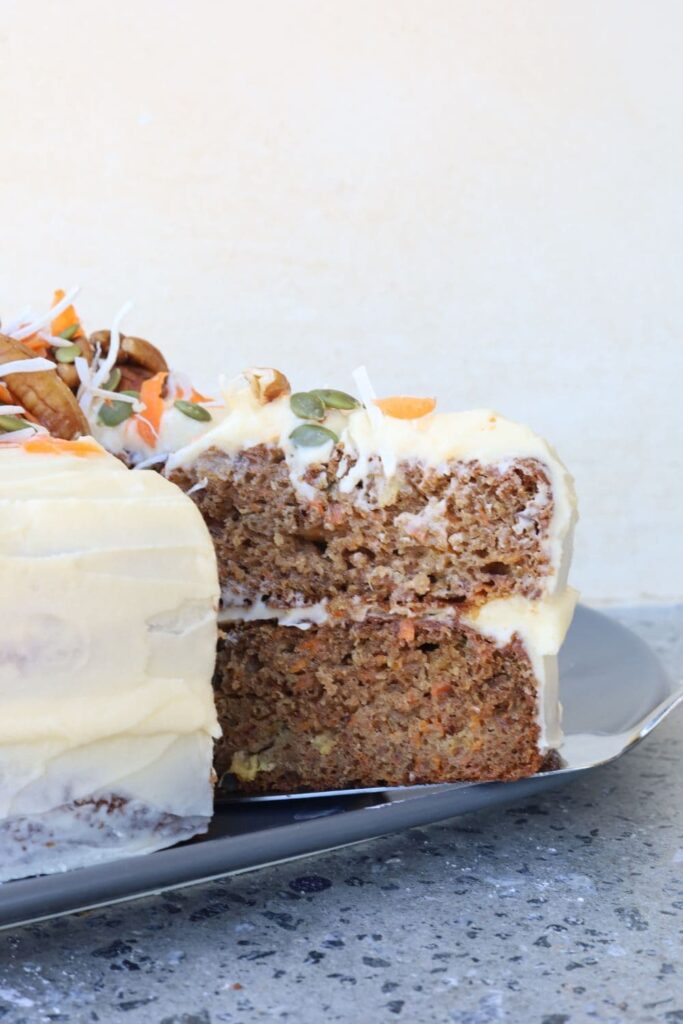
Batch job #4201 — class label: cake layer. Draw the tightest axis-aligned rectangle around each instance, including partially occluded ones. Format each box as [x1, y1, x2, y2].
[172, 445, 559, 617]
[214, 615, 557, 793]
[0, 438, 220, 879]
[0, 732, 213, 882]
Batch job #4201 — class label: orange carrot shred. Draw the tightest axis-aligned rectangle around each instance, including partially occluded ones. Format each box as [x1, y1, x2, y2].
[22, 437, 104, 457]
[23, 335, 50, 357]
[136, 371, 168, 447]
[374, 396, 436, 420]
[0, 384, 13, 403]
[190, 387, 212, 404]
[50, 288, 84, 339]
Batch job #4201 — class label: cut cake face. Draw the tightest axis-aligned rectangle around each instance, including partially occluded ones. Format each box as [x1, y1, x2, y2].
[163, 372, 577, 792]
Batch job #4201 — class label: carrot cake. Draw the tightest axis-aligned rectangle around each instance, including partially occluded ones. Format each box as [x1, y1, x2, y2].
[1, 290, 578, 800]
[163, 369, 578, 792]
[0, 432, 219, 881]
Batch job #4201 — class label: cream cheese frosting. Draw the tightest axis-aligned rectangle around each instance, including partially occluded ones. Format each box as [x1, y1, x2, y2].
[0, 439, 220, 879]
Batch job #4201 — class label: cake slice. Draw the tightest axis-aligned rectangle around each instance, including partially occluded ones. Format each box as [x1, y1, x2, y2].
[0, 436, 219, 881]
[164, 369, 578, 792]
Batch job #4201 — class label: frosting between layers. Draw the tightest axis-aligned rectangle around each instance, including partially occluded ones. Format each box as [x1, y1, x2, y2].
[463, 588, 579, 751]
[0, 441, 220, 825]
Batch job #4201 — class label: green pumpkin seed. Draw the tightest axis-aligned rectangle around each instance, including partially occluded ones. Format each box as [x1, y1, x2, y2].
[98, 392, 138, 428]
[174, 399, 212, 423]
[102, 367, 122, 391]
[290, 391, 325, 421]
[310, 388, 359, 410]
[289, 423, 339, 447]
[55, 343, 81, 364]
[58, 324, 80, 340]
[0, 414, 33, 434]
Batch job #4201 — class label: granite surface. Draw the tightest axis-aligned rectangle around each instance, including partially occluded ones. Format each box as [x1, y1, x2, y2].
[0, 605, 681, 1024]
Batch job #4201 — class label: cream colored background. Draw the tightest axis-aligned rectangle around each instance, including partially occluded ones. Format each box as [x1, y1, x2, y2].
[0, 0, 681, 603]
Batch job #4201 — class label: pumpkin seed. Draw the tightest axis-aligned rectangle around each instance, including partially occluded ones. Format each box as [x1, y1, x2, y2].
[290, 391, 325, 421]
[0, 414, 32, 433]
[59, 325, 80, 340]
[102, 367, 122, 392]
[311, 388, 359, 410]
[289, 423, 339, 447]
[55, 344, 81, 364]
[98, 392, 138, 428]
[174, 399, 212, 423]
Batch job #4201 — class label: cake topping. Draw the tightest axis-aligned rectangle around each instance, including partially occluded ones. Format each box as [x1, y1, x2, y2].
[311, 388, 360, 411]
[136, 371, 168, 446]
[98, 391, 139, 427]
[0, 334, 89, 439]
[0, 413, 31, 433]
[289, 423, 339, 447]
[245, 367, 291, 404]
[290, 391, 326, 421]
[20, 436, 105, 457]
[175, 399, 212, 423]
[375, 396, 437, 419]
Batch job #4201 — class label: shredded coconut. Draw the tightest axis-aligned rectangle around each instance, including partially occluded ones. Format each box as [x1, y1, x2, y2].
[11, 286, 81, 341]
[0, 358, 56, 376]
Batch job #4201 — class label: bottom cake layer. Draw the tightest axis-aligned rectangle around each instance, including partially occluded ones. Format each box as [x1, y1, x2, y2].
[214, 617, 550, 793]
[0, 731, 214, 882]
[0, 797, 209, 883]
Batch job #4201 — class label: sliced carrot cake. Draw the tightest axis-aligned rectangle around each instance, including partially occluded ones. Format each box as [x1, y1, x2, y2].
[1, 290, 578, 800]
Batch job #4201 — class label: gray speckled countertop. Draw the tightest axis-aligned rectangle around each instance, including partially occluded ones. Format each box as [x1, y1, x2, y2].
[0, 606, 681, 1024]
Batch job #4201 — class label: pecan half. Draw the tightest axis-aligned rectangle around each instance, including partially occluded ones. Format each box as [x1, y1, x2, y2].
[0, 334, 89, 439]
[245, 367, 291, 404]
[92, 331, 168, 375]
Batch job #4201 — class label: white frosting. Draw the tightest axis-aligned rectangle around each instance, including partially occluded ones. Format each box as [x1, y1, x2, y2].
[0, 440, 220, 875]
[219, 593, 329, 630]
[93, 404, 220, 465]
[462, 589, 579, 751]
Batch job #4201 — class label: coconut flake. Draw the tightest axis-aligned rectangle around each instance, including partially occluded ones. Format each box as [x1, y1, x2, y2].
[12, 286, 81, 341]
[186, 476, 208, 496]
[0, 405, 26, 415]
[351, 365, 396, 479]
[0, 358, 56, 376]
[78, 300, 133, 418]
[2, 306, 31, 336]
[0, 426, 39, 444]
[132, 452, 169, 470]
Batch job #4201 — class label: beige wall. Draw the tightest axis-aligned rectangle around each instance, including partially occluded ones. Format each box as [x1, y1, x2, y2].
[1, 0, 681, 603]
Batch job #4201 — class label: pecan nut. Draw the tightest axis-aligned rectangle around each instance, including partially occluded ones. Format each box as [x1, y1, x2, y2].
[0, 334, 89, 439]
[244, 368, 291, 404]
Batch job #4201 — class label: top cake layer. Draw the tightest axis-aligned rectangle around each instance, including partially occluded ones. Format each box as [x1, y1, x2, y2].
[161, 373, 576, 612]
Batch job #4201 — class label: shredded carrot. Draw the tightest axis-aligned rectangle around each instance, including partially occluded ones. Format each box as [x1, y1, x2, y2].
[0, 384, 13, 403]
[50, 288, 84, 339]
[190, 387, 212, 404]
[22, 437, 104, 457]
[136, 371, 168, 447]
[397, 619, 415, 643]
[23, 335, 50, 358]
[374, 396, 436, 420]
